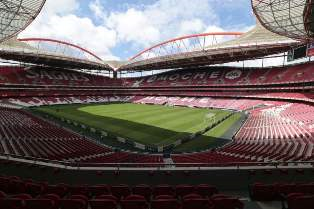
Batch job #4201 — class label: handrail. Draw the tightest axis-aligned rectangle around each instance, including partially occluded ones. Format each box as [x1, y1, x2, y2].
[1, 154, 313, 171]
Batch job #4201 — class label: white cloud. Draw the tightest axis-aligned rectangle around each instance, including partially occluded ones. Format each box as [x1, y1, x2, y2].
[20, 0, 118, 60]
[105, 0, 219, 48]
[89, 0, 106, 20]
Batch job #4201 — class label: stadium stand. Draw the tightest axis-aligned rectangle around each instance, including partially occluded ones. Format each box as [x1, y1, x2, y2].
[0, 63, 314, 166]
[123, 63, 314, 87]
[0, 107, 164, 165]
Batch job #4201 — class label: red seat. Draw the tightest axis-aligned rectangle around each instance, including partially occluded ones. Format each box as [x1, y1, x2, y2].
[182, 198, 213, 209]
[89, 199, 118, 209]
[155, 195, 175, 200]
[195, 184, 218, 197]
[125, 195, 146, 200]
[0, 198, 23, 209]
[296, 184, 314, 195]
[95, 195, 118, 202]
[151, 199, 181, 209]
[287, 193, 306, 209]
[9, 180, 26, 194]
[45, 185, 68, 197]
[0, 191, 6, 199]
[153, 185, 175, 197]
[183, 193, 203, 200]
[26, 183, 43, 197]
[176, 185, 194, 198]
[111, 185, 130, 200]
[40, 194, 60, 209]
[88, 185, 110, 197]
[288, 194, 314, 209]
[11, 194, 32, 200]
[212, 197, 244, 209]
[70, 186, 89, 196]
[59, 199, 86, 209]
[24, 199, 54, 209]
[276, 183, 296, 196]
[0, 177, 10, 193]
[70, 195, 88, 202]
[120, 199, 148, 209]
[251, 183, 276, 201]
[69, 195, 88, 209]
[132, 185, 152, 200]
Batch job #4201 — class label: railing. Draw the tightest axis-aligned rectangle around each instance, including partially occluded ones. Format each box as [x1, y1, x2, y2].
[1, 154, 313, 171]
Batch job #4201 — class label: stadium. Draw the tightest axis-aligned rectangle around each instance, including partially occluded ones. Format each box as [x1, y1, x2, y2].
[0, 0, 313, 208]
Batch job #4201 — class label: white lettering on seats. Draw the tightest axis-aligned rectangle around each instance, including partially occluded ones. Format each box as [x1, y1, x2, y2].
[225, 70, 242, 80]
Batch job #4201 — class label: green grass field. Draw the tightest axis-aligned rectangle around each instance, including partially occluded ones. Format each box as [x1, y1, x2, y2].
[36, 103, 237, 149]
[173, 113, 242, 152]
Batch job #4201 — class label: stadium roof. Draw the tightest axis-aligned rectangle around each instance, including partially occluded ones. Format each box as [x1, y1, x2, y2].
[0, 22, 301, 72]
[0, 0, 304, 72]
[0, 37, 113, 71]
[118, 21, 301, 71]
[0, 0, 46, 43]
[252, 0, 314, 40]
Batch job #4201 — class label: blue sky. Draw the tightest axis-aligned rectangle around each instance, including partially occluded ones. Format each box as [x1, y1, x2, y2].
[21, 0, 255, 61]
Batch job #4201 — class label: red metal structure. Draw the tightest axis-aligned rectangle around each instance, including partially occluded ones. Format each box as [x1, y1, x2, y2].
[129, 32, 243, 62]
[17, 38, 103, 62]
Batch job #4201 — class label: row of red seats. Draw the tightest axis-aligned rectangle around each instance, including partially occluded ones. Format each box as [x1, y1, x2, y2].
[1, 63, 314, 88]
[0, 175, 244, 209]
[0, 107, 112, 161]
[250, 182, 314, 201]
[0, 107, 165, 166]
[135, 96, 276, 111]
[171, 151, 252, 165]
[287, 193, 314, 209]
[79, 152, 163, 166]
[124, 62, 314, 87]
[0, 67, 119, 87]
[0, 176, 219, 199]
[0, 192, 244, 209]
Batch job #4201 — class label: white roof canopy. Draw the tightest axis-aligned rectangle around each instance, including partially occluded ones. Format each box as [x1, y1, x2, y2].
[252, 0, 312, 40]
[0, 0, 46, 43]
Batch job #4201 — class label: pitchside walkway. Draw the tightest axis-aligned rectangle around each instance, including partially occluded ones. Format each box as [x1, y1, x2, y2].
[220, 112, 247, 140]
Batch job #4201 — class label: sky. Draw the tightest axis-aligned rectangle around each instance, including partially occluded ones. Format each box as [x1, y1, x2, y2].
[20, 0, 256, 61]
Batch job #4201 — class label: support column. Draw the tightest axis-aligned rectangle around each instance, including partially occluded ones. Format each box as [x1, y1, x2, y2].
[113, 71, 118, 79]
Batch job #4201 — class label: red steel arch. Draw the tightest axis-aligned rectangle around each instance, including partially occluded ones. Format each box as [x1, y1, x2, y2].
[17, 38, 103, 62]
[129, 32, 243, 61]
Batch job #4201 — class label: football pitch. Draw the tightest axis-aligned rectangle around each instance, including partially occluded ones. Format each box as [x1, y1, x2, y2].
[36, 103, 241, 149]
